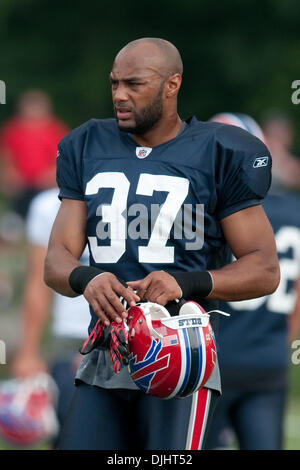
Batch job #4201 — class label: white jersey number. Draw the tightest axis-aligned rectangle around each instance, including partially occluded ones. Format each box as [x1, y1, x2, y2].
[86, 172, 189, 264]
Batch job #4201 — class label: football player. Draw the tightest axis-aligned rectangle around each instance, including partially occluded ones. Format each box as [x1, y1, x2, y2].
[204, 113, 300, 450]
[44, 38, 280, 450]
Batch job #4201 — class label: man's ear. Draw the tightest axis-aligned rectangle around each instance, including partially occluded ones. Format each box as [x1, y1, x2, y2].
[165, 73, 182, 98]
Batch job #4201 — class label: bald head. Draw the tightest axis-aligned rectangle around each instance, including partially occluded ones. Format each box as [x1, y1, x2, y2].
[111, 38, 183, 137]
[114, 38, 183, 79]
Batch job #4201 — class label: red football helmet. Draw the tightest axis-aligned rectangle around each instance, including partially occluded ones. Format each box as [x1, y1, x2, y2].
[126, 300, 217, 399]
[0, 373, 59, 447]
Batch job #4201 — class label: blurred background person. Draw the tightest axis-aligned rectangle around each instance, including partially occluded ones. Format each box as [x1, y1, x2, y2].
[0, 90, 69, 340]
[0, 89, 68, 220]
[261, 110, 300, 191]
[204, 112, 300, 450]
[3, 187, 91, 448]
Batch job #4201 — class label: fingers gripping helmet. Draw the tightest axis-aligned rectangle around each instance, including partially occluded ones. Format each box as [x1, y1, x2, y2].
[126, 300, 217, 399]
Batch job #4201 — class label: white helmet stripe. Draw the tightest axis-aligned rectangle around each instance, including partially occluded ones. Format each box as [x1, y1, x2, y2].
[194, 326, 206, 390]
[167, 328, 190, 399]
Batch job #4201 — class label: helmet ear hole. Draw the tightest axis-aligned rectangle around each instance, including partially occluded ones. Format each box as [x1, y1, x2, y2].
[148, 303, 171, 320]
[179, 302, 206, 316]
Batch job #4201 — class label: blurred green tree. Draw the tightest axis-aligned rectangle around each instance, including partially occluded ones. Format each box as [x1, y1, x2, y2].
[1, 0, 300, 151]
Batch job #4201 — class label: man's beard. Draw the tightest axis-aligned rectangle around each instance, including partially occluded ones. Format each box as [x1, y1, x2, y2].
[116, 85, 164, 135]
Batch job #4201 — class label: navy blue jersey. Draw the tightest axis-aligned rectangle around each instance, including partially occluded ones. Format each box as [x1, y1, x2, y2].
[56, 116, 271, 334]
[217, 190, 300, 373]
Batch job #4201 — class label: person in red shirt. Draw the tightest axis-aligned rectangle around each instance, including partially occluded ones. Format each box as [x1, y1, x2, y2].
[261, 111, 300, 191]
[0, 90, 69, 218]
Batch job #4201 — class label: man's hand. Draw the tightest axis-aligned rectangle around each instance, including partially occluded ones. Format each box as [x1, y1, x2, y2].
[127, 271, 182, 305]
[83, 272, 140, 326]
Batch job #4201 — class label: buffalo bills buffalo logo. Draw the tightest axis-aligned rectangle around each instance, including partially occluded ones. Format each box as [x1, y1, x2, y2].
[129, 339, 170, 393]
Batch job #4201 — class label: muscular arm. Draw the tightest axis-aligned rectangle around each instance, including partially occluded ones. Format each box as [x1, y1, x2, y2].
[44, 198, 139, 325]
[209, 205, 280, 301]
[44, 198, 87, 296]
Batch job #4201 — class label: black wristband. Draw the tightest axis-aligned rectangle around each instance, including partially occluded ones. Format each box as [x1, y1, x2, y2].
[169, 270, 213, 299]
[69, 266, 105, 295]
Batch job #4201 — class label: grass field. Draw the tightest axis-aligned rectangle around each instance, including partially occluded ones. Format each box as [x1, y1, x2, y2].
[285, 398, 300, 450]
[284, 364, 300, 450]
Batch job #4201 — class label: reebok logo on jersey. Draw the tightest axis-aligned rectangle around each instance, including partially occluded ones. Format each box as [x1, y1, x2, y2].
[136, 147, 152, 159]
[253, 156, 269, 168]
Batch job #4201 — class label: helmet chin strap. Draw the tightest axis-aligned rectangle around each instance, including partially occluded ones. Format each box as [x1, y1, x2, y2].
[206, 309, 230, 317]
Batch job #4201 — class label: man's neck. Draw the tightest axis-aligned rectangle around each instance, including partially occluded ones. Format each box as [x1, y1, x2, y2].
[130, 114, 183, 148]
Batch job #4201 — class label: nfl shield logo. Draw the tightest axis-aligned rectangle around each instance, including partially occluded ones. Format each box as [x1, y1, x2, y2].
[136, 147, 152, 159]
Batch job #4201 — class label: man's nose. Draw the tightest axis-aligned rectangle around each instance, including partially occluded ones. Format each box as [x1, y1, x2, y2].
[113, 83, 129, 102]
